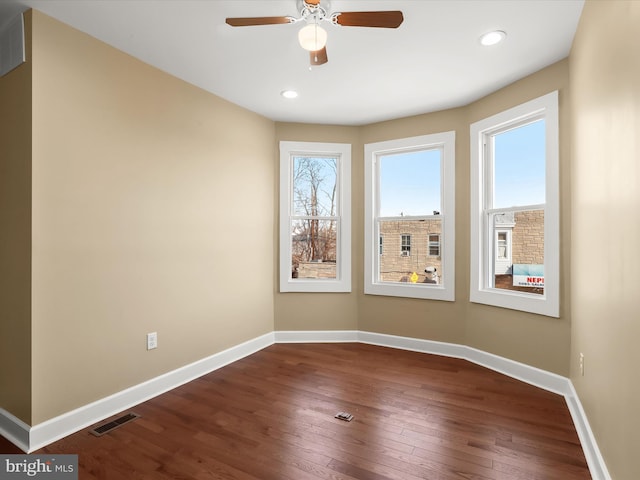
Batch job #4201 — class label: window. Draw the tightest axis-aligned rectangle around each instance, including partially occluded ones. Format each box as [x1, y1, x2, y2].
[364, 131, 455, 300]
[401, 234, 411, 256]
[279, 141, 351, 292]
[497, 232, 508, 259]
[470, 92, 559, 317]
[428, 234, 440, 256]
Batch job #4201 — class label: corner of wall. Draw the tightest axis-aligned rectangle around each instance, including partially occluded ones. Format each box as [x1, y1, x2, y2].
[0, 5, 33, 427]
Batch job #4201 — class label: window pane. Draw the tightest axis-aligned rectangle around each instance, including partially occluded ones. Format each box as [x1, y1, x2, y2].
[291, 219, 337, 279]
[497, 232, 507, 259]
[492, 209, 544, 295]
[470, 92, 557, 316]
[428, 234, 440, 256]
[379, 149, 441, 216]
[280, 141, 351, 293]
[378, 219, 442, 284]
[493, 119, 545, 209]
[292, 156, 337, 216]
[401, 234, 411, 254]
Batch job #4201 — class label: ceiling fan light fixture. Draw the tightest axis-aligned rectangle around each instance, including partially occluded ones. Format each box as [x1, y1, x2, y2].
[298, 23, 327, 51]
[480, 30, 506, 46]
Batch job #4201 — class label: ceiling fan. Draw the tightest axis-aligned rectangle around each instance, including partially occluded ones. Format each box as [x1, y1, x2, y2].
[225, 0, 403, 66]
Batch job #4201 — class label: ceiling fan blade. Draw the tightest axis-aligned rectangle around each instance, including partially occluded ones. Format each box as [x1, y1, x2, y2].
[310, 47, 328, 66]
[334, 11, 404, 28]
[225, 16, 294, 27]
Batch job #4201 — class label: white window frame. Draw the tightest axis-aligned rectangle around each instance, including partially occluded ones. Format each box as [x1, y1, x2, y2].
[279, 141, 351, 293]
[470, 91, 559, 317]
[365, 132, 455, 301]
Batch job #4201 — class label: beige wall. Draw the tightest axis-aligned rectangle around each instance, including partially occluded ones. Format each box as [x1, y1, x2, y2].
[464, 60, 572, 374]
[275, 62, 571, 377]
[28, 11, 275, 424]
[570, 1, 640, 478]
[358, 63, 571, 375]
[274, 123, 359, 332]
[7, 8, 636, 476]
[0, 11, 32, 424]
[358, 109, 468, 345]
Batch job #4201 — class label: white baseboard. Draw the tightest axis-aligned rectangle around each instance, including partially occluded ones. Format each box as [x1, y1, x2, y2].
[358, 330, 468, 359]
[359, 330, 572, 395]
[565, 382, 612, 480]
[273, 329, 573, 397]
[26, 332, 274, 453]
[1, 328, 610, 480]
[274, 330, 359, 343]
[0, 408, 30, 452]
[358, 331, 571, 395]
[275, 329, 609, 480]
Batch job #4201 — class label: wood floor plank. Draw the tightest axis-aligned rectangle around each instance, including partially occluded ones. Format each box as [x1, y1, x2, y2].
[0, 343, 591, 479]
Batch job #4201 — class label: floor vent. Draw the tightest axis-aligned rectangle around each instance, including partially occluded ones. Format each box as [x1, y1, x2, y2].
[335, 411, 353, 422]
[90, 412, 140, 437]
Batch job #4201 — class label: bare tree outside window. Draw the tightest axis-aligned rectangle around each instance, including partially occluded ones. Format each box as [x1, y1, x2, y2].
[291, 156, 338, 279]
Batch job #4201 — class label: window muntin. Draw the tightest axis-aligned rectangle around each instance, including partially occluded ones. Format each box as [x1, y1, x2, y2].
[280, 142, 351, 292]
[365, 131, 455, 301]
[470, 92, 559, 317]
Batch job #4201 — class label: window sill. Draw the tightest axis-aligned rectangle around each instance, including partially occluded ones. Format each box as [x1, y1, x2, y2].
[366, 282, 454, 301]
[470, 288, 558, 317]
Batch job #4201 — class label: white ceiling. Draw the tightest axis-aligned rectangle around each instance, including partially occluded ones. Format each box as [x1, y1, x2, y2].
[0, 0, 584, 125]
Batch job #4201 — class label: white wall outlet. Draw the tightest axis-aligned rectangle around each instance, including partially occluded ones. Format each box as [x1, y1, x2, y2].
[579, 352, 584, 376]
[147, 332, 158, 350]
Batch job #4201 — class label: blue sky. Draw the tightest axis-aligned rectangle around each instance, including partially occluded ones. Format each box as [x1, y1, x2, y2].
[379, 149, 441, 217]
[493, 119, 545, 208]
[378, 119, 545, 216]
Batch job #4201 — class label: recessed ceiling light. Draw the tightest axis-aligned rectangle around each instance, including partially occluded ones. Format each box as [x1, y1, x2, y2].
[281, 90, 299, 99]
[480, 30, 506, 46]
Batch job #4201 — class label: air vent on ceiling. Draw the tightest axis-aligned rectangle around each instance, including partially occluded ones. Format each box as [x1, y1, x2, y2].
[0, 12, 25, 77]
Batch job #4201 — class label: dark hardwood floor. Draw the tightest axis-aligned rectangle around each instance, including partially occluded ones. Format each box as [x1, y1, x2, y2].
[1, 343, 591, 479]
